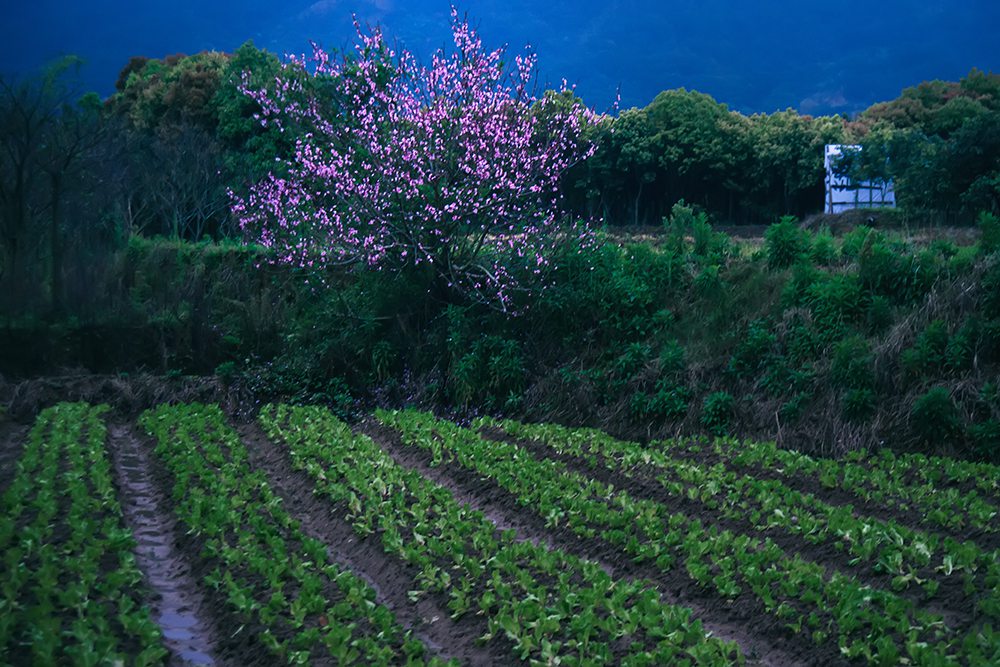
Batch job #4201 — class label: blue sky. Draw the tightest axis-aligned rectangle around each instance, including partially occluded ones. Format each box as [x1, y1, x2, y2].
[2, 1, 998, 114]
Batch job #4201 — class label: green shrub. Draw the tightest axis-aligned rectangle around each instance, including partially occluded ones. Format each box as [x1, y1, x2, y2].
[910, 387, 962, 444]
[690, 216, 718, 258]
[979, 211, 1000, 255]
[701, 391, 735, 436]
[663, 199, 700, 230]
[830, 335, 875, 389]
[451, 352, 480, 405]
[371, 340, 395, 381]
[614, 342, 654, 379]
[784, 317, 822, 364]
[948, 244, 979, 273]
[693, 265, 722, 297]
[839, 225, 876, 261]
[944, 320, 977, 372]
[969, 420, 1000, 462]
[929, 239, 958, 260]
[858, 241, 907, 298]
[843, 388, 876, 422]
[983, 262, 1000, 318]
[764, 216, 809, 269]
[658, 340, 687, 376]
[780, 391, 810, 422]
[450, 336, 525, 408]
[214, 360, 238, 382]
[865, 295, 893, 334]
[809, 228, 837, 266]
[487, 339, 525, 396]
[760, 360, 813, 398]
[900, 319, 950, 379]
[663, 199, 732, 260]
[246, 359, 354, 417]
[980, 318, 1000, 363]
[780, 261, 822, 308]
[631, 383, 691, 421]
[805, 274, 866, 339]
[981, 381, 999, 408]
[728, 321, 777, 376]
[444, 304, 470, 360]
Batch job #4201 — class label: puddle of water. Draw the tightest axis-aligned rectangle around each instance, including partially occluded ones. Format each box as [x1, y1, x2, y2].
[111, 426, 217, 666]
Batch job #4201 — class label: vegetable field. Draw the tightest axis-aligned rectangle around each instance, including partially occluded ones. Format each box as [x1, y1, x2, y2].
[1, 403, 998, 665]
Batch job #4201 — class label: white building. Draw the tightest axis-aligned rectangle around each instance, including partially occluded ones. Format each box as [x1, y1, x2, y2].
[824, 144, 895, 214]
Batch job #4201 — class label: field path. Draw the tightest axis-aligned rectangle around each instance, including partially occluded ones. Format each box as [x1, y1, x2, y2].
[237, 422, 514, 667]
[107, 423, 221, 667]
[362, 419, 833, 667]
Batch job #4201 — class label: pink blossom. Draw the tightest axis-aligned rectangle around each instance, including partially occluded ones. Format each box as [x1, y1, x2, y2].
[231, 6, 601, 311]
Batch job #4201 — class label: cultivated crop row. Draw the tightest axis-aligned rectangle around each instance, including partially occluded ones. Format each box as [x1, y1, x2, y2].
[379, 409, 1000, 665]
[487, 418, 1000, 622]
[140, 403, 446, 666]
[844, 447, 1000, 498]
[261, 403, 742, 666]
[678, 434, 998, 535]
[0, 403, 166, 666]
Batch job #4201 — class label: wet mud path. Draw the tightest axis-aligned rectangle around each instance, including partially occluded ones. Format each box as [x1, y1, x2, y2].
[108, 423, 219, 666]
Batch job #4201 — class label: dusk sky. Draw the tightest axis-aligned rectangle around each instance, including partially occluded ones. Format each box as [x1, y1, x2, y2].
[2, 1, 998, 115]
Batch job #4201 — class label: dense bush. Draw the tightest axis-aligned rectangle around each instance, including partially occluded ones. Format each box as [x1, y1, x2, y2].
[804, 274, 866, 339]
[727, 321, 778, 377]
[632, 382, 691, 422]
[969, 420, 1000, 462]
[910, 387, 962, 445]
[7, 206, 1000, 460]
[450, 336, 525, 410]
[901, 320, 951, 379]
[980, 212, 1000, 255]
[701, 391, 735, 435]
[865, 295, 893, 334]
[808, 228, 837, 266]
[830, 336, 875, 389]
[843, 388, 877, 422]
[764, 217, 809, 269]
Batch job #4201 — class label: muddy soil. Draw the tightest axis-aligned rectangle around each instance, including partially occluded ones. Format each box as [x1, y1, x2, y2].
[107, 424, 220, 666]
[362, 420, 841, 667]
[236, 422, 516, 667]
[114, 425, 283, 666]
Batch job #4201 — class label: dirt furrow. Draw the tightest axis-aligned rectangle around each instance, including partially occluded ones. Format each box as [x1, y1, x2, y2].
[236, 422, 513, 667]
[361, 420, 831, 667]
[107, 423, 221, 667]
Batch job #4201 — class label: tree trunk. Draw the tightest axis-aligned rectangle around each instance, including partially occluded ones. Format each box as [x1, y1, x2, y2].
[49, 172, 63, 317]
[633, 181, 645, 226]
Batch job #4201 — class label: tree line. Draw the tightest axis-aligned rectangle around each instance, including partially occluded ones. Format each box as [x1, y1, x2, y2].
[1, 42, 997, 318]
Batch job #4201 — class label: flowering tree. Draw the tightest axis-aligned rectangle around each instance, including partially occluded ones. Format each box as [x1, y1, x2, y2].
[231, 8, 599, 310]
